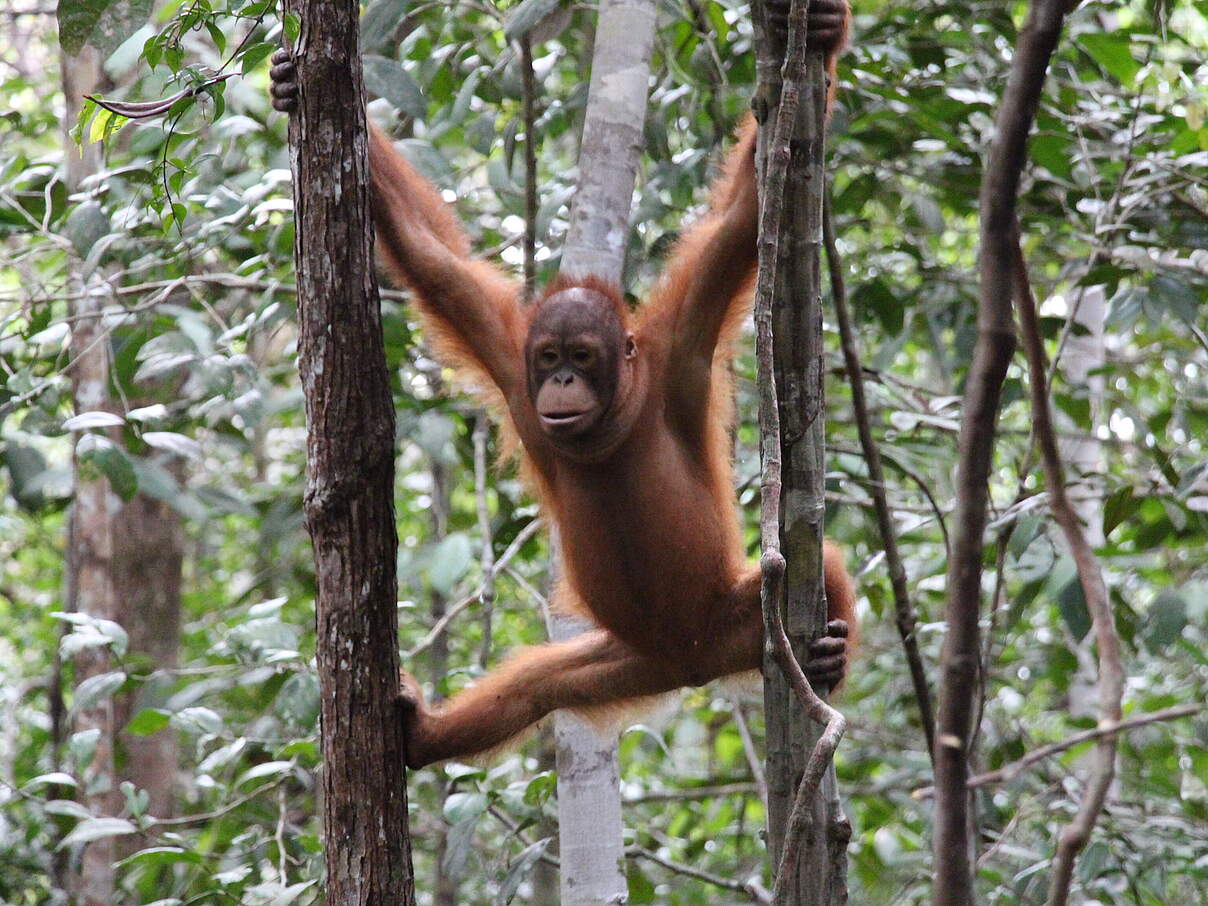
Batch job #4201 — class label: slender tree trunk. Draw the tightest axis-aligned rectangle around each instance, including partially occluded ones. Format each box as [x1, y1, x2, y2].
[558, 0, 656, 285]
[934, 3, 1070, 903]
[279, 0, 415, 900]
[426, 445, 457, 906]
[60, 43, 119, 906]
[1061, 285, 1107, 721]
[752, 1, 848, 902]
[112, 488, 183, 824]
[549, 1, 656, 902]
[515, 38, 559, 906]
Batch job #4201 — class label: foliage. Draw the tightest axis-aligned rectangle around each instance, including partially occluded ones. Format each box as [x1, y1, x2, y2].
[0, 0, 1206, 904]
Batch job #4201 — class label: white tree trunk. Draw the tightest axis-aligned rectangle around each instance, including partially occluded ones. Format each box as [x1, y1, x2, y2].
[552, 0, 656, 901]
[1058, 287, 1107, 719]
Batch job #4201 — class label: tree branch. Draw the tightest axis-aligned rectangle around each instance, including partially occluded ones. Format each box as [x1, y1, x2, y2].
[628, 846, 771, 903]
[404, 518, 543, 659]
[731, 700, 769, 807]
[1012, 237, 1126, 906]
[824, 189, 935, 760]
[914, 703, 1201, 799]
[934, 2, 1071, 903]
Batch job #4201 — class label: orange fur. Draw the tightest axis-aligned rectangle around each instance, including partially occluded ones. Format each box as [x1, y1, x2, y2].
[362, 6, 854, 769]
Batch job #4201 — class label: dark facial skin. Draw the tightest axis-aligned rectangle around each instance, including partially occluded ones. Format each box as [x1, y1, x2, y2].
[525, 287, 636, 439]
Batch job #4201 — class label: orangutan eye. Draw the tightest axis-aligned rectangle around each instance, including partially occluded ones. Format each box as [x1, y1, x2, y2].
[571, 347, 594, 367]
[539, 348, 559, 367]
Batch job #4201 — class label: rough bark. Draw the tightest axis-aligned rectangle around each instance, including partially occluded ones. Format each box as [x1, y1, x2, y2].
[933, 2, 1070, 903]
[61, 42, 119, 906]
[278, 0, 415, 901]
[550, 0, 656, 902]
[752, 1, 848, 902]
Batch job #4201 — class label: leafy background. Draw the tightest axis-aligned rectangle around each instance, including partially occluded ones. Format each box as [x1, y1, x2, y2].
[1, 0, 1206, 903]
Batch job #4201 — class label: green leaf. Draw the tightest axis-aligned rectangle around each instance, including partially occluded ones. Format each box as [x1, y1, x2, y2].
[207, 20, 227, 54]
[55, 611, 130, 657]
[852, 279, 903, 335]
[396, 138, 454, 184]
[284, 12, 301, 43]
[236, 760, 294, 786]
[64, 201, 111, 256]
[117, 846, 202, 868]
[1078, 840, 1109, 881]
[171, 706, 224, 735]
[442, 812, 480, 880]
[1078, 34, 1140, 86]
[241, 41, 277, 75]
[24, 772, 78, 790]
[120, 781, 149, 817]
[1057, 574, 1090, 641]
[503, 0, 563, 43]
[3, 442, 49, 511]
[705, 1, 729, 40]
[243, 881, 315, 905]
[449, 69, 482, 127]
[74, 671, 127, 711]
[362, 55, 427, 119]
[70, 728, 101, 766]
[429, 532, 473, 595]
[1053, 393, 1091, 429]
[466, 112, 497, 154]
[522, 770, 555, 806]
[58, 817, 137, 849]
[496, 837, 552, 905]
[1150, 272, 1201, 324]
[361, 0, 412, 55]
[276, 672, 320, 727]
[58, 0, 153, 57]
[63, 410, 125, 430]
[141, 431, 202, 460]
[1102, 487, 1139, 538]
[443, 763, 486, 782]
[126, 708, 171, 736]
[627, 864, 657, 905]
[1030, 133, 1073, 178]
[1176, 462, 1208, 498]
[1143, 591, 1187, 651]
[443, 790, 488, 824]
[77, 435, 139, 501]
[143, 34, 162, 68]
[44, 799, 93, 819]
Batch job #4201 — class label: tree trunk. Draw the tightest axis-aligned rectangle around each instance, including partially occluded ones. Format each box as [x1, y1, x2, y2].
[752, 1, 849, 901]
[1061, 285, 1107, 721]
[549, 1, 657, 903]
[426, 446, 457, 906]
[279, 0, 415, 900]
[112, 487, 183, 824]
[934, 3, 1070, 903]
[60, 42, 119, 906]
